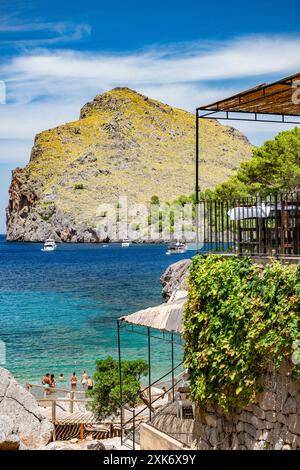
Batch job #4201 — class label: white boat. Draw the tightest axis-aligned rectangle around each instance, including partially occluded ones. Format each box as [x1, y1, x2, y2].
[121, 239, 131, 247]
[41, 238, 57, 252]
[166, 241, 187, 255]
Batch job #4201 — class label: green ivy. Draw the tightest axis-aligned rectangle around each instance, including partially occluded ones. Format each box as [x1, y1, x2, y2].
[184, 255, 300, 411]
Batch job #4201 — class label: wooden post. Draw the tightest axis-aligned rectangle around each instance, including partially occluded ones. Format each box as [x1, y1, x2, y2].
[52, 400, 56, 423]
[52, 400, 57, 441]
[70, 392, 74, 413]
[80, 423, 84, 441]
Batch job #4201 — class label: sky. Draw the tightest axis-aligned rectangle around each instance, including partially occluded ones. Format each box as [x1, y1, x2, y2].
[0, 0, 300, 233]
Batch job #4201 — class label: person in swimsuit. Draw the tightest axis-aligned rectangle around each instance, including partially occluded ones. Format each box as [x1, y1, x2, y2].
[70, 372, 77, 389]
[87, 376, 93, 390]
[58, 373, 64, 381]
[81, 370, 88, 389]
[50, 374, 55, 388]
[42, 373, 51, 395]
[42, 373, 51, 386]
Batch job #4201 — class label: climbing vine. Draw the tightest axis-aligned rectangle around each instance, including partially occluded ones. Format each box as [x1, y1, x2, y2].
[184, 255, 300, 411]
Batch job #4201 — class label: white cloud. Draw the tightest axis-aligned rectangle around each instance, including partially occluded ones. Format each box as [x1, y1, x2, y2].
[0, 33, 300, 152]
[0, 101, 82, 140]
[0, 19, 91, 46]
[5, 34, 300, 86]
[0, 138, 32, 168]
[0, 139, 32, 165]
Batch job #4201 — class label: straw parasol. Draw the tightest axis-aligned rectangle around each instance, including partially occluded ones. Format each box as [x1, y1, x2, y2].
[120, 293, 187, 334]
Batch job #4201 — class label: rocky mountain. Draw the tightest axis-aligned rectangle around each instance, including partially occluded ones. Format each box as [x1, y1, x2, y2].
[6, 88, 253, 242]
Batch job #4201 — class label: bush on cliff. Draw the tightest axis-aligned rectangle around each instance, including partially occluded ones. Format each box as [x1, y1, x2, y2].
[184, 255, 300, 411]
[215, 127, 300, 197]
[88, 356, 148, 419]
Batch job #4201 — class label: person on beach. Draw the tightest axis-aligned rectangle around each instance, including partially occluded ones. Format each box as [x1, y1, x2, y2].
[81, 370, 88, 388]
[50, 374, 55, 388]
[87, 376, 93, 390]
[42, 373, 51, 395]
[58, 373, 64, 381]
[42, 373, 51, 386]
[70, 372, 77, 389]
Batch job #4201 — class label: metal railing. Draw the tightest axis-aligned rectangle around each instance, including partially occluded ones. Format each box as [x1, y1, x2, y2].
[198, 192, 300, 257]
[120, 362, 184, 449]
[26, 382, 87, 399]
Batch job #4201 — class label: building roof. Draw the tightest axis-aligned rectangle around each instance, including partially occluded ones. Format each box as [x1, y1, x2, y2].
[198, 72, 300, 118]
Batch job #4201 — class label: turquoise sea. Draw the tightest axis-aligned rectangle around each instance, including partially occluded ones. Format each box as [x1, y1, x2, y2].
[0, 236, 189, 385]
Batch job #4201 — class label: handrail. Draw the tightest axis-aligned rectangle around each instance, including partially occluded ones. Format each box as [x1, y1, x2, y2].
[123, 375, 183, 428]
[37, 398, 93, 403]
[140, 362, 183, 395]
[26, 382, 86, 395]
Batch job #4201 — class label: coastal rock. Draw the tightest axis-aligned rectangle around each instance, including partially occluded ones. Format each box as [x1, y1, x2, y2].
[0, 367, 53, 449]
[41, 439, 107, 450]
[87, 440, 106, 450]
[160, 259, 191, 301]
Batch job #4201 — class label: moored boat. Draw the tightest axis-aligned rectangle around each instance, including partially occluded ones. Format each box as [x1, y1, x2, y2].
[166, 241, 187, 255]
[41, 238, 57, 252]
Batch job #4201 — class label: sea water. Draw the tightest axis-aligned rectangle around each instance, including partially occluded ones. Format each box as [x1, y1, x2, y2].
[0, 236, 190, 385]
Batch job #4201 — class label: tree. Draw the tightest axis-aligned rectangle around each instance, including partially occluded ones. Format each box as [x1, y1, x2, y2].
[88, 356, 148, 419]
[216, 127, 300, 197]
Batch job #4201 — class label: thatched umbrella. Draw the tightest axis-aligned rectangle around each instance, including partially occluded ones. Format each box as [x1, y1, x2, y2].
[120, 293, 187, 334]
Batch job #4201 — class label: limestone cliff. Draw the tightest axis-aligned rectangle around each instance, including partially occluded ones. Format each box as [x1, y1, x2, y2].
[6, 88, 253, 242]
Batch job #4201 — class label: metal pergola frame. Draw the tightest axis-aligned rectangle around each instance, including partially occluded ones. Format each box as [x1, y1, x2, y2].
[195, 72, 300, 251]
[116, 318, 183, 449]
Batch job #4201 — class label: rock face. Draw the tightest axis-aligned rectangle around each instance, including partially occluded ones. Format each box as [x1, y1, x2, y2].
[6, 87, 253, 242]
[160, 259, 191, 301]
[0, 368, 53, 450]
[41, 439, 106, 451]
[192, 363, 300, 450]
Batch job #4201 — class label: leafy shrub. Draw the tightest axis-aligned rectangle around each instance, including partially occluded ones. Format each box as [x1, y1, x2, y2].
[150, 195, 160, 205]
[88, 356, 148, 419]
[184, 255, 300, 411]
[74, 183, 84, 190]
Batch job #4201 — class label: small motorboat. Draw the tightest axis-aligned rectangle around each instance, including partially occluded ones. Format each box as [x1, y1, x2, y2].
[121, 239, 131, 247]
[166, 241, 187, 255]
[41, 238, 57, 252]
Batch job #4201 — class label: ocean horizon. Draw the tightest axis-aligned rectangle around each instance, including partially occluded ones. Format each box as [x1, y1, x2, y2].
[0, 235, 187, 386]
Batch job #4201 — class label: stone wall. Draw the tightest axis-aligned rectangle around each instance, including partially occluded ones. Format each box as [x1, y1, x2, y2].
[192, 363, 300, 450]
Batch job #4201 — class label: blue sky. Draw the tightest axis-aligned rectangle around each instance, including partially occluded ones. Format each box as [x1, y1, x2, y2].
[0, 0, 300, 233]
